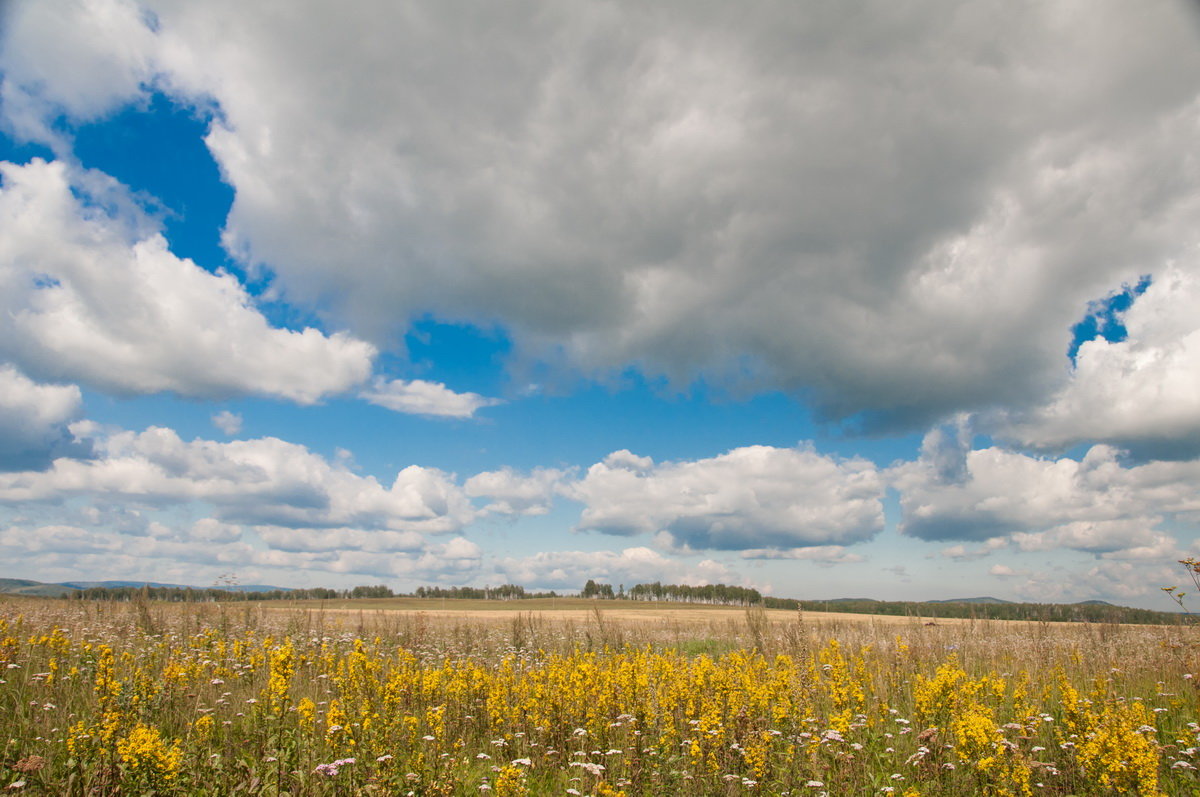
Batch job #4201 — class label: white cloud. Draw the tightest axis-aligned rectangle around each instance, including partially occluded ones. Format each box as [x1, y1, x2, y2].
[245, 536, 483, 581]
[988, 564, 1018, 578]
[360, 377, 501, 418]
[0, 0, 157, 148]
[497, 546, 735, 592]
[5, 2, 1197, 425]
[999, 267, 1200, 458]
[1008, 560, 1181, 604]
[1011, 521, 1177, 560]
[0, 365, 87, 470]
[893, 435, 1200, 557]
[187, 518, 242, 543]
[255, 526, 426, 554]
[3, 524, 120, 555]
[0, 425, 478, 533]
[0, 523, 484, 585]
[464, 466, 567, 516]
[211, 410, 242, 435]
[0, 159, 375, 402]
[568, 445, 884, 551]
[938, 537, 1008, 562]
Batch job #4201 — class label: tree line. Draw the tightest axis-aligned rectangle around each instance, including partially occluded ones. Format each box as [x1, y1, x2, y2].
[584, 582, 1183, 624]
[791, 597, 1184, 625]
[413, 584, 561, 600]
[63, 581, 1185, 624]
[71, 586, 341, 602]
[69, 583, 559, 603]
[580, 580, 762, 604]
[626, 581, 763, 605]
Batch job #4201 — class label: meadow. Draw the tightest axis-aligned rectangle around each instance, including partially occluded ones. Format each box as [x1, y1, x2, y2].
[0, 596, 1196, 795]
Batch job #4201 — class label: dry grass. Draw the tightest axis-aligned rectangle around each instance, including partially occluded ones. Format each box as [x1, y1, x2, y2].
[0, 597, 1196, 795]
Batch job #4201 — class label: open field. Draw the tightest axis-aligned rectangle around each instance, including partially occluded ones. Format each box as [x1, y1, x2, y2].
[2, 597, 1197, 795]
[256, 597, 977, 627]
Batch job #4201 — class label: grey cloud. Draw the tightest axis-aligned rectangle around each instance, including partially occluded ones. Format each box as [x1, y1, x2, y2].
[996, 267, 1200, 460]
[892, 442, 1200, 555]
[0, 365, 91, 471]
[740, 545, 865, 566]
[7, 1, 1197, 426]
[900, 512, 1014, 544]
[917, 416, 973, 485]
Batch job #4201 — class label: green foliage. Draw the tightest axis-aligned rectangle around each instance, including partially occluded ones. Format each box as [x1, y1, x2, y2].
[581, 579, 615, 599]
[71, 585, 340, 602]
[413, 584, 559, 600]
[793, 597, 1183, 625]
[626, 581, 762, 605]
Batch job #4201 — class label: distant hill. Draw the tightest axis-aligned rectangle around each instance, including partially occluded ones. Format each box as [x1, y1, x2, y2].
[0, 577, 52, 591]
[61, 580, 191, 590]
[62, 580, 288, 593]
[790, 596, 1182, 625]
[0, 578, 79, 597]
[0, 578, 290, 596]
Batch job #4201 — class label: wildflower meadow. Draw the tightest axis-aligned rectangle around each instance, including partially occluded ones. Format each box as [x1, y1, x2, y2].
[1, 597, 1197, 795]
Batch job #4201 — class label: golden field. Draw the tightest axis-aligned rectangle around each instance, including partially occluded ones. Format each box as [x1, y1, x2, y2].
[0, 597, 1196, 795]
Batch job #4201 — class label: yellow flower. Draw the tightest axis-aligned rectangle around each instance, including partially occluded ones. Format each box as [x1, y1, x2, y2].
[1074, 700, 1164, 796]
[263, 640, 296, 709]
[493, 764, 529, 797]
[296, 697, 317, 732]
[193, 713, 215, 743]
[117, 724, 183, 781]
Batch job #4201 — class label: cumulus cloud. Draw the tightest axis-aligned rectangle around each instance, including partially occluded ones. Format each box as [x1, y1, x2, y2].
[186, 518, 242, 543]
[0, 0, 157, 147]
[0, 425, 478, 533]
[0, 365, 88, 470]
[360, 378, 501, 418]
[893, 436, 1200, 557]
[568, 445, 884, 551]
[1007, 560, 1181, 604]
[464, 467, 567, 516]
[1011, 521, 1177, 561]
[1, 524, 120, 555]
[0, 523, 484, 585]
[0, 159, 375, 402]
[999, 267, 1200, 458]
[497, 546, 735, 591]
[6, 2, 1198, 425]
[255, 526, 426, 554]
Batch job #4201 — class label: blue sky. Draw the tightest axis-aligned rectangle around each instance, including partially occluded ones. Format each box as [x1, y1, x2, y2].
[1, 1, 1200, 607]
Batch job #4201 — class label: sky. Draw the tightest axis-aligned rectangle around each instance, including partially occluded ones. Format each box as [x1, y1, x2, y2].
[1, 1, 1199, 608]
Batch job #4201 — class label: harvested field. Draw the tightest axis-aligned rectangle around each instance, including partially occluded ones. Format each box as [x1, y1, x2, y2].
[259, 597, 977, 626]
